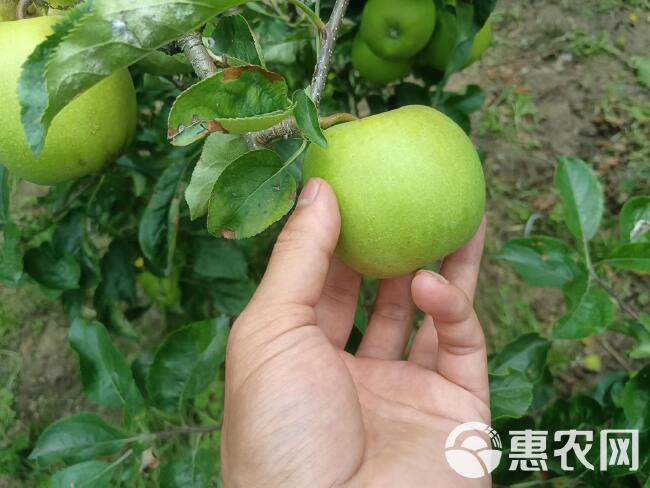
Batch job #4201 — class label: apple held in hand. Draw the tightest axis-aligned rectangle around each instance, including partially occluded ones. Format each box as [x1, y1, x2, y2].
[303, 105, 485, 278]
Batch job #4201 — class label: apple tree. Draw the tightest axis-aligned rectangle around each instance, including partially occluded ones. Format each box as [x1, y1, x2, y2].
[0, 0, 647, 486]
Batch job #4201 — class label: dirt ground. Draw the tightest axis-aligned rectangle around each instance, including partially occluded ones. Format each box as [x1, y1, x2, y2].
[1, 0, 649, 484]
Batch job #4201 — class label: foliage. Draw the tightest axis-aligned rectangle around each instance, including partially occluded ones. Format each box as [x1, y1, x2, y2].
[0, 0, 647, 486]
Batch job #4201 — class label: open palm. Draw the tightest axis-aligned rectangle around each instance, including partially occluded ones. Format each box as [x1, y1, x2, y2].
[222, 179, 490, 488]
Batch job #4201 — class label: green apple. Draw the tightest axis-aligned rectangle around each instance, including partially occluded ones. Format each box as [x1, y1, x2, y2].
[420, 8, 492, 71]
[351, 34, 413, 84]
[303, 105, 485, 278]
[360, 0, 436, 60]
[0, 16, 137, 185]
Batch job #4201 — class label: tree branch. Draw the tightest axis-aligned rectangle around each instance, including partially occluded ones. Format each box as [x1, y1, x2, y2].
[16, 0, 32, 19]
[309, 0, 349, 106]
[248, 0, 350, 146]
[178, 31, 218, 79]
[180, 0, 349, 148]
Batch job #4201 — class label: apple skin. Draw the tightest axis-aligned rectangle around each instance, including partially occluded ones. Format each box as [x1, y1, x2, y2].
[360, 0, 436, 60]
[0, 16, 137, 185]
[351, 35, 413, 84]
[302, 105, 485, 278]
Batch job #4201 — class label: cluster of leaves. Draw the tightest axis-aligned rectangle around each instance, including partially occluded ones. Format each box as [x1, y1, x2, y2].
[488, 157, 650, 485]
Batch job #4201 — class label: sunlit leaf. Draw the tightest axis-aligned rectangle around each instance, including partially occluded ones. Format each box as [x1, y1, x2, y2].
[555, 157, 604, 242]
[167, 66, 294, 146]
[29, 413, 129, 466]
[294, 89, 327, 148]
[620, 196, 650, 243]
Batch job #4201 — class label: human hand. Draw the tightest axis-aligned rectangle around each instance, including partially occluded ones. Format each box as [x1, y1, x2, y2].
[221, 178, 490, 488]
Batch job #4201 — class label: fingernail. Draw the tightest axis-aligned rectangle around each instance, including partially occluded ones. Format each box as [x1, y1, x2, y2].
[417, 269, 448, 284]
[297, 178, 321, 206]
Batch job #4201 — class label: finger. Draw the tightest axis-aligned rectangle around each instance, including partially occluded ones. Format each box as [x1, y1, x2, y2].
[315, 257, 362, 348]
[356, 275, 414, 360]
[439, 216, 486, 302]
[411, 270, 489, 404]
[252, 178, 340, 311]
[408, 315, 438, 369]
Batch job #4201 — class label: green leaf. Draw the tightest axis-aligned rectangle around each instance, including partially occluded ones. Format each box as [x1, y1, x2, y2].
[489, 370, 534, 420]
[0, 165, 11, 230]
[18, 3, 92, 157]
[93, 240, 137, 333]
[620, 196, 650, 243]
[135, 51, 193, 77]
[185, 134, 249, 221]
[489, 333, 551, 383]
[24, 242, 80, 290]
[445, 1, 495, 77]
[210, 14, 264, 67]
[138, 159, 187, 275]
[555, 157, 604, 242]
[50, 460, 115, 488]
[542, 395, 605, 430]
[623, 365, 650, 431]
[0, 222, 23, 286]
[605, 243, 650, 272]
[29, 413, 129, 466]
[187, 237, 248, 280]
[69, 319, 143, 423]
[552, 285, 614, 339]
[497, 236, 583, 288]
[207, 278, 257, 315]
[53, 208, 85, 257]
[19, 0, 247, 156]
[255, 16, 311, 65]
[630, 56, 650, 88]
[167, 66, 294, 146]
[294, 89, 327, 148]
[159, 447, 215, 488]
[438, 85, 485, 134]
[207, 149, 297, 239]
[147, 318, 229, 413]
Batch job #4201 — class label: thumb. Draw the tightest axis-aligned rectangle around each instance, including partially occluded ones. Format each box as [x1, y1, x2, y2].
[252, 177, 341, 309]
